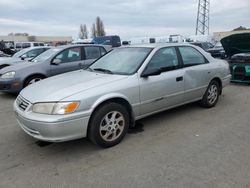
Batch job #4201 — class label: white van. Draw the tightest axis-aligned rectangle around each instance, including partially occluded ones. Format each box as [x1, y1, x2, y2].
[14, 42, 45, 51]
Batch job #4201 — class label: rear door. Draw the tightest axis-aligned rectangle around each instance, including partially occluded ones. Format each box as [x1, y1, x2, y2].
[178, 46, 214, 101]
[83, 46, 107, 68]
[50, 46, 84, 76]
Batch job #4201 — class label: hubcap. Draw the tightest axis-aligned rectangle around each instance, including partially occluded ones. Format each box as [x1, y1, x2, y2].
[28, 78, 42, 85]
[207, 84, 218, 104]
[99, 111, 125, 142]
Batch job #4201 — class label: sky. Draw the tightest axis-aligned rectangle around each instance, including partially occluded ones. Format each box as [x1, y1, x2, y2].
[0, 0, 249, 40]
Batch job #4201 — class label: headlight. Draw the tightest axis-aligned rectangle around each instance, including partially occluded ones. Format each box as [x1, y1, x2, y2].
[1, 71, 15, 79]
[32, 102, 79, 115]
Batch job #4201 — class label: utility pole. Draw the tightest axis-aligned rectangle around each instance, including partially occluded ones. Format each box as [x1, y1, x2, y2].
[195, 0, 210, 35]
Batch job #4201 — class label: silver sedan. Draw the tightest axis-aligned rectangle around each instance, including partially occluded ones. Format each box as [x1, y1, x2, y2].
[13, 43, 231, 147]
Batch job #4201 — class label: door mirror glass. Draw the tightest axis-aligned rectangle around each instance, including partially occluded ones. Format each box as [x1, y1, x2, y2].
[52, 58, 61, 65]
[141, 67, 161, 77]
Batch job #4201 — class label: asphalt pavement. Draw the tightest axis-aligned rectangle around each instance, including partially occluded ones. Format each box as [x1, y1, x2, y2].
[0, 84, 250, 188]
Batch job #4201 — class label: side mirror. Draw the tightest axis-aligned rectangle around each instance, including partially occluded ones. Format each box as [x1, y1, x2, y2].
[141, 67, 162, 78]
[51, 58, 61, 65]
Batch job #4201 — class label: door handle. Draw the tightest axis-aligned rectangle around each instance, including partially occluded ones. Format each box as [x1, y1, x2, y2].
[176, 76, 183, 82]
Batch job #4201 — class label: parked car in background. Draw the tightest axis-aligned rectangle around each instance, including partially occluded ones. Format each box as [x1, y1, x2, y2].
[191, 42, 225, 59]
[12, 42, 45, 52]
[0, 51, 10, 57]
[92, 35, 121, 48]
[221, 33, 250, 83]
[0, 44, 109, 93]
[14, 43, 231, 147]
[206, 42, 226, 58]
[190, 42, 214, 51]
[0, 47, 50, 69]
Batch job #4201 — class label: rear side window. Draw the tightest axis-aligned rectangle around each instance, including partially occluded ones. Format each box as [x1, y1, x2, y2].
[34, 43, 39, 46]
[39, 43, 44, 46]
[16, 43, 22, 49]
[179, 47, 206, 67]
[22, 43, 31, 48]
[85, 46, 101, 59]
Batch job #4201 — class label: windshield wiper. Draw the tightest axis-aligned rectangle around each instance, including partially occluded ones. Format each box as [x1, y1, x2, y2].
[85, 67, 93, 71]
[93, 68, 113, 74]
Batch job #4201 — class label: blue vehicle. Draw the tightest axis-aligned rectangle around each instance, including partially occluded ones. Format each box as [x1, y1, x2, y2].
[92, 35, 121, 48]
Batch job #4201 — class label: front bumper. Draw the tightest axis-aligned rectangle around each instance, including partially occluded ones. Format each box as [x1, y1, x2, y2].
[0, 78, 22, 93]
[13, 98, 91, 142]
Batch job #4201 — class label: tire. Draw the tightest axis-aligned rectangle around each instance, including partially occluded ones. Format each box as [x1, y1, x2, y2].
[88, 102, 130, 148]
[24, 75, 44, 87]
[200, 80, 220, 108]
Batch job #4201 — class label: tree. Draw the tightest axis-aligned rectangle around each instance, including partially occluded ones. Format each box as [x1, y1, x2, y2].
[79, 24, 88, 39]
[95, 16, 106, 36]
[91, 23, 96, 38]
[91, 16, 106, 37]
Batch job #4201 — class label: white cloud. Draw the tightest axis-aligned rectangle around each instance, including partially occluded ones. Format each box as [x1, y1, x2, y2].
[0, 0, 249, 38]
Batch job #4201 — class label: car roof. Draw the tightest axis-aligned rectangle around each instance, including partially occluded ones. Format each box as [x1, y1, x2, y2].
[55, 44, 110, 50]
[121, 43, 195, 49]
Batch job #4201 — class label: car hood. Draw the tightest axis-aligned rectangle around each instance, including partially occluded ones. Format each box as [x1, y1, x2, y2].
[221, 33, 250, 57]
[0, 57, 22, 64]
[20, 70, 128, 103]
[0, 61, 38, 73]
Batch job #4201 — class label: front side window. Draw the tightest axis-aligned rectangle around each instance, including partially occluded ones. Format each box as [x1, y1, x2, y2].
[146, 47, 179, 71]
[85, 47, 101, 59]
[179, 47, 206, 67]
[90, 47, 152, 75]
[54, 47, 81, 63]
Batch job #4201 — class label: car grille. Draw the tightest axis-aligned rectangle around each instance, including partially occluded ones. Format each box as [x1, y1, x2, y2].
[234, 67, 246, 80]
[16, 95, 30, 111]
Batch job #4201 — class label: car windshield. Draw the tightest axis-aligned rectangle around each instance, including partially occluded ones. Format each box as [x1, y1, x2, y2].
[12, 48, 29, 58]
[31, 48, 60, 62]
[89, 47, 152, 75]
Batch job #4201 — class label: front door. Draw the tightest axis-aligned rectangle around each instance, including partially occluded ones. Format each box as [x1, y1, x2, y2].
[139, 47, 185, 116]
[50, 46, 84, 76]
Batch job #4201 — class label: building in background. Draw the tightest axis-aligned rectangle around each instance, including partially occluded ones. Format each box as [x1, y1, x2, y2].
[213, 29, 250, 41]
[0, 35, 73, 46]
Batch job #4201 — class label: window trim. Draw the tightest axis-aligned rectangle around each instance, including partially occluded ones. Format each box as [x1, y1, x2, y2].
[177, 46, 209, 68]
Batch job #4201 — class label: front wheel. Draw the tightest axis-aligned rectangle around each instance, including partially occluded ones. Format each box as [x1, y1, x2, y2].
[24, 76, 44, 87]
[88, 102, 129, 148]
[200, 80, 220, 108]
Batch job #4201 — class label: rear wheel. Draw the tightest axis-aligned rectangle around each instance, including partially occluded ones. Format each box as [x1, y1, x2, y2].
[24, 75, 44, 87]
[200, 80, 220, 108]
[88, 102, 129, 148]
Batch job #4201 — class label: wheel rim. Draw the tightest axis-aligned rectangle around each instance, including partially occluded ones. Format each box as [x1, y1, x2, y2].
[99, 111, 125, 142]
[28, 78, 42, 85]
[207, 84, 218, 105]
